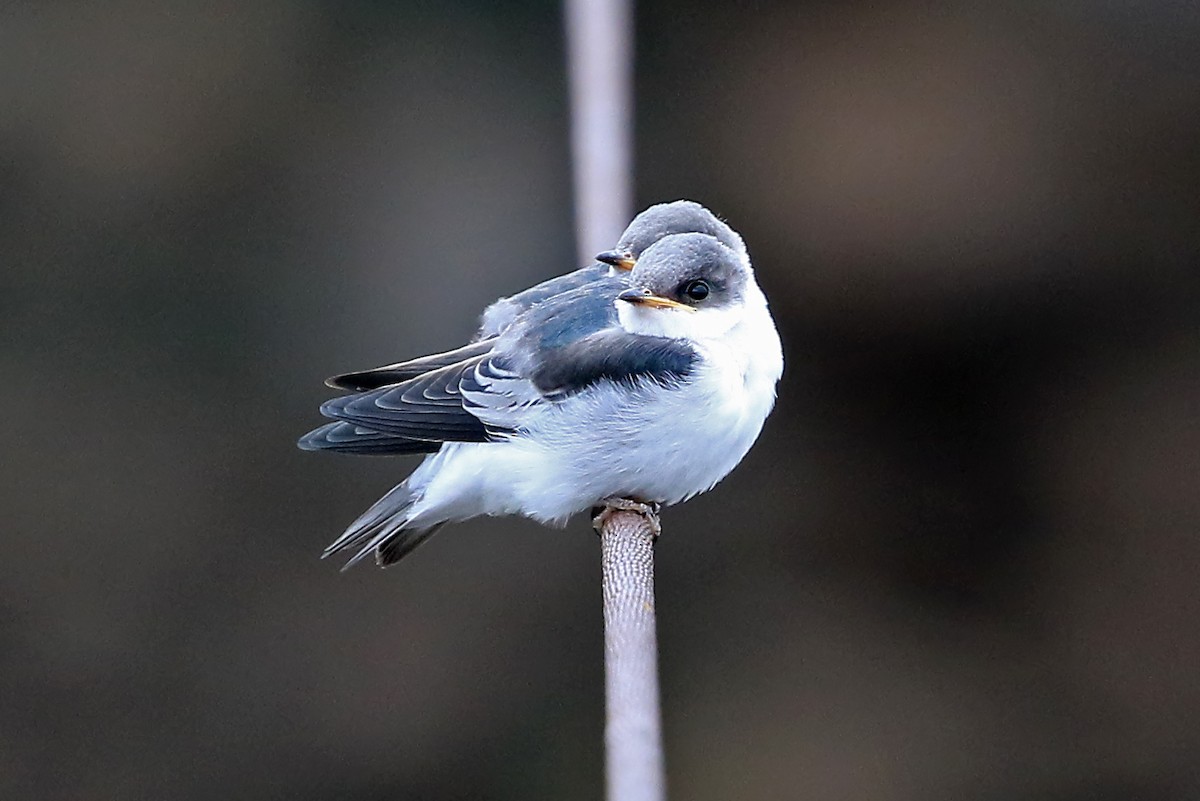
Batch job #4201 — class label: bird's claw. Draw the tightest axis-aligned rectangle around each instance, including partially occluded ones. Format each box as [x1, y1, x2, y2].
[592, 498, 662, 539]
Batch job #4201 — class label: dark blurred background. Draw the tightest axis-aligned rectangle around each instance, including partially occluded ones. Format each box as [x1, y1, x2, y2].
[5, 1, 1199, 798]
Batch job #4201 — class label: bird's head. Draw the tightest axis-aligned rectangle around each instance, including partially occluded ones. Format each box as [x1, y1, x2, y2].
[615, 232, 753, 340]
[595, 200, 745, 274]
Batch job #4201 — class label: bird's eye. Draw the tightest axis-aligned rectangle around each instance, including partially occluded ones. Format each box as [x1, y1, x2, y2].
[682, 280, 710, 302]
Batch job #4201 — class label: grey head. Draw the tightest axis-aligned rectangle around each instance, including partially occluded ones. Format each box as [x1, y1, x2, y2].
[596, 200, 745, 270]
[617, 232, 749, 314]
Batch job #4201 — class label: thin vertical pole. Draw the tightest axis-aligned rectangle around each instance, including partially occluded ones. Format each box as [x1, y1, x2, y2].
[565, 0, 634, 264]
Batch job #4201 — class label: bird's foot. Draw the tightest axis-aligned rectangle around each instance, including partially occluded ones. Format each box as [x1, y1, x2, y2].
[591, 498, 662, 539]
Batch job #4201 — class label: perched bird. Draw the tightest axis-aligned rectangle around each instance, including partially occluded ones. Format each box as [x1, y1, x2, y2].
[300, 224, 783, 569]
[325, 200, 743, 393]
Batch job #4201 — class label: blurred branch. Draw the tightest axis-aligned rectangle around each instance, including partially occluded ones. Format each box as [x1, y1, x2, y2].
[594, 501, 665, 801]
[565, 0, 633, 264]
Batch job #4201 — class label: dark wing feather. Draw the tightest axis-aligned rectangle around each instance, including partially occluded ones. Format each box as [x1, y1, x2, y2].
[528, 329, 698, 400]
[325, 339, 496, 391]
[297, 421, 441, 456]
[319, 357, 509, 442]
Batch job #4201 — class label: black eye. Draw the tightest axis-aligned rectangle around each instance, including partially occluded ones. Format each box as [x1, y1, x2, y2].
[682, 279, 710, 301]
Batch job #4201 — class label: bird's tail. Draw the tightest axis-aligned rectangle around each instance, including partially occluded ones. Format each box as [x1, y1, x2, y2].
[323, 480, 442, 569]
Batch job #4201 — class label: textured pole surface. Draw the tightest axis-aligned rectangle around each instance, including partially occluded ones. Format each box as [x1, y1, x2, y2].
[564, 0, 633, 264]
[597, 504, 664, 801]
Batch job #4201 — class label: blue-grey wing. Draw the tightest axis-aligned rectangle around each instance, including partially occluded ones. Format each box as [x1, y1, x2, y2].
[318, 359, 506, 442]
[460, 330, 698, 430]
[527, 330, 698, 401]
[309, 274, 696, 446]
[477, 264, 611, 339]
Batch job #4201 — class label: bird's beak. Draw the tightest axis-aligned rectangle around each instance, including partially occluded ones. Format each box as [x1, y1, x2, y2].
[595, 249, 636, 271]
[617, 287, 696, 312]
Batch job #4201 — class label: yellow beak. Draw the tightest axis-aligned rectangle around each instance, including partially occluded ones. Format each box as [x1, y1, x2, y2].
[617, 288, 696, 312]
[595, 250, 637, 271]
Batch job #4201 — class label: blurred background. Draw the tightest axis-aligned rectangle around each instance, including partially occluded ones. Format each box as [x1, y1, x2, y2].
[4, 1, 1199, 798]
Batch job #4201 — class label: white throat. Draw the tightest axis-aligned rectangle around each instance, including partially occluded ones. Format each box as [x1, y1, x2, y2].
[615, 276, 773, 344]
[616, 301, 732, 341]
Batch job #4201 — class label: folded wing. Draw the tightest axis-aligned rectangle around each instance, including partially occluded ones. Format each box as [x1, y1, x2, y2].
[304, 279, 699, 451]
[318, 358, 507, 442]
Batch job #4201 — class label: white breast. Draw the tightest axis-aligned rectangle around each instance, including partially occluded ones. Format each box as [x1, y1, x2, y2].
[666, 287, 783, 497]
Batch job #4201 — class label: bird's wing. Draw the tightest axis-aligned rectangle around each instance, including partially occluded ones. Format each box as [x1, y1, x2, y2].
[469, 279, 701, 425]
[319, 358, 506, 442]
[324, 339, 496, 391]
[297, 421, 442, 456]
[477, 264, 609, 338]
[314, 329, 698, 445]
[460, 329, 699, 429]
[527, 328, 699, 401]
[492, 278, 699, 396]
[315, 277, 697, 444]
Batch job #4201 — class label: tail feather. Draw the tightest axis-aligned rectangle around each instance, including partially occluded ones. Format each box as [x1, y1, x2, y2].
[323, 482, 442, 569]
[375, 524, 444, 567]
